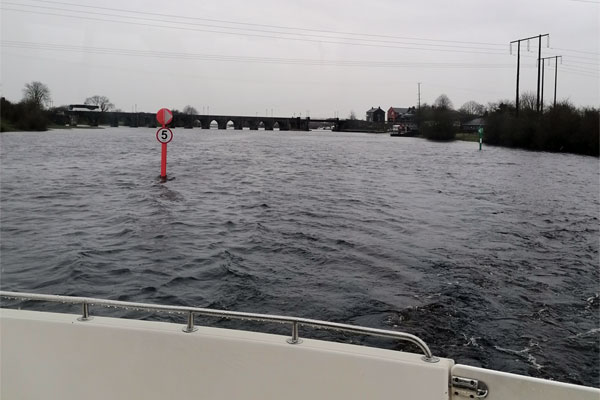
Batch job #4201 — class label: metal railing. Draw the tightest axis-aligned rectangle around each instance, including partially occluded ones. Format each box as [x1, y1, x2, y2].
[0, 290, 439, 363]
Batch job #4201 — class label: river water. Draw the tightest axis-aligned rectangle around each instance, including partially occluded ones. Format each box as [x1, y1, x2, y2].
[1, 127, 598, 386]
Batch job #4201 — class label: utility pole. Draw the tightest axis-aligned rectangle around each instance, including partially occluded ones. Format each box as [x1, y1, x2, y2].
[510, 34, 549, 116]
[554, 57, 560, 108]
[536, 34, 550, 113]
[417, 82, 422, 130]
[516, 41, 521, 116]
[540, 56, 563, 109]
[536, 35, 542, 112]
[541, 60, 545, 113]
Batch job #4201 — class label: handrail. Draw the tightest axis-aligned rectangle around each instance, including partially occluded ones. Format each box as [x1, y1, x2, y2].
[0, 290, 439, 363]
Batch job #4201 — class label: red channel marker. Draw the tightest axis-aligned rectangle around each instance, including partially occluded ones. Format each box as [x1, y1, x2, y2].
[156, 108, 174, 180]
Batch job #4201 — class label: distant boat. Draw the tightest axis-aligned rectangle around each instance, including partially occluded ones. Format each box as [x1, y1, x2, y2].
[390, 124, 412, 137]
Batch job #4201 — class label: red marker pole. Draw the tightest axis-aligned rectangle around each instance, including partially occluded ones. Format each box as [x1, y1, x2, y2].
[156, 126, 173, 179]
[161, 133, 167, 179]
[156, 108, 174, 181]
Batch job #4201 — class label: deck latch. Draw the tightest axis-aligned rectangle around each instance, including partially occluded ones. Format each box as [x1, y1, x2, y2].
[451, 376, 488, 399]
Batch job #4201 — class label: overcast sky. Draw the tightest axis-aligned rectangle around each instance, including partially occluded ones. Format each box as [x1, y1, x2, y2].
[1, 0, 598, 118]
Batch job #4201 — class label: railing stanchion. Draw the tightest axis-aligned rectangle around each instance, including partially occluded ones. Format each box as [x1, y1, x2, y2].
[286, 321, 302, 344]
[77, 301, 93, 322]
[183, 311, 198, 333]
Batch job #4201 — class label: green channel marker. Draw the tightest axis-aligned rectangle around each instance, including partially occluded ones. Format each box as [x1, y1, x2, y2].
[478, 127, 484, 151]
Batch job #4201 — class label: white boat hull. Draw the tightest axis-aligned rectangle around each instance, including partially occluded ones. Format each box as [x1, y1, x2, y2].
[1, 309, 597, 400]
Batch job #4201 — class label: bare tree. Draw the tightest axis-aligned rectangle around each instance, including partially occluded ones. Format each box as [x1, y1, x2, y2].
[183, 105, 198, 115]
[22, 81, 51, 109]
[434, 94, 453, 110]
[459, 101, 485, 116]
[349, 110, 357, 120]
[84, 95, 114, 112]
[486, 100, 514, 113]
[519, 92, 536, 111]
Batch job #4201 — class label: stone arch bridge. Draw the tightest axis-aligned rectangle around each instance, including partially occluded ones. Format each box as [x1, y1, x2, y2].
[57, 110, 378, 132]
[60, 111, 350, 131]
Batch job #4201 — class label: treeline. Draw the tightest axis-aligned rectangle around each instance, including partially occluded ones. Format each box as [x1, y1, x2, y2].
[416, 94, 458, 141]
[484, 101, 599, 157]
[1, 81, 121, 132]
[1, 81, 53, 132]
[416, 93, 599, 156]
[1, 97, 50, 131]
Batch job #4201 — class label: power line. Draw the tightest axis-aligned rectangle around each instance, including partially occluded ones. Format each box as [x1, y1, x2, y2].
[537, 49, 597, 62]
[2, 48, 566, 97]
[8, 1, 598, 64]
[2, 4, 511, 55]
[561, 63, 599, 73]
[2, 7, 516, 57]
[511, 43, 598, 62]
[551, 54, 597, 62]
[1, 40, 526, 68]
[8, 47, 591, 109]
[515, 43, 595, 54]
[17, 0, 510, 47]
[560, 66, 599, 78]
[7, 2, 597, 62]
[551, 47, 599, 55]
[562, 60, 600, 66]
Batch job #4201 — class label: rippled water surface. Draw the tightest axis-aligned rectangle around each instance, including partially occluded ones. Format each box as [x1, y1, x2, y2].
[1, 127, 598, 386]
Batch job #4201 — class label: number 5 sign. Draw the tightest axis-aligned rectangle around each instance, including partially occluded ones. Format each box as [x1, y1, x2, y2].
[156, 127, 173, 144]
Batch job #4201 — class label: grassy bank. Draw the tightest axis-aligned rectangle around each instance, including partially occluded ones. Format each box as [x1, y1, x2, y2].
[455, 132, 480, 142]
[2, 123, 107, 132]
[48, 124, 104, 130]
[0, 119, 18, 132]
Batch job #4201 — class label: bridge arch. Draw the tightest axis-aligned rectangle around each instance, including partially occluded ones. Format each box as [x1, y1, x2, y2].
[196, 118, 209, 129]
[260, 120, 274, 130]
[228, 119, 244, 130]
[182, 114, 194, 129]
[274, 119, 290, 131]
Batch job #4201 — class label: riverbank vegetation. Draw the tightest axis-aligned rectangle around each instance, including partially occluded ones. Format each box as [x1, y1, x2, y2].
[1, 96, 50, 132]
[484, 98, 598, 156]
[416, 92, 599, 156]
[417, 94, 458, 141]
[3, 81, 597, 157]
[1, 81, 52, 132]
